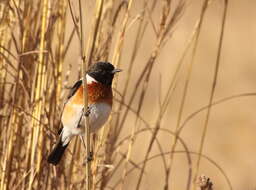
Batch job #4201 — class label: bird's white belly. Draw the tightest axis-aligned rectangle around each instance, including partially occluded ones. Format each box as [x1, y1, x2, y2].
[82, 102, 112, 132]
[63, 102, 111, 135]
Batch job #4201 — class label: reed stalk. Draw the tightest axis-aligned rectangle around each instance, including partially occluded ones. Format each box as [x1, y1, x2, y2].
[0, 0, 243, 189]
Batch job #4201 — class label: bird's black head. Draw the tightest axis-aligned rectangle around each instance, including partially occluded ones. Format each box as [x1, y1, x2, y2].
[87, 62, 121, 86]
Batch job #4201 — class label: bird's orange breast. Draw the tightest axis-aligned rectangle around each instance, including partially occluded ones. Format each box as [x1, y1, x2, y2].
[72, 82, 113, 105]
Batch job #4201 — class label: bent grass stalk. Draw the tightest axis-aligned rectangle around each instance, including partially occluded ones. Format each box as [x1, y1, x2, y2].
[194, 0, 229, 187]
[0, 0, 238, 189]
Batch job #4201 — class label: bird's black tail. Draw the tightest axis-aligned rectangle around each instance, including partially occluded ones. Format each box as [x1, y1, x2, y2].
[47, 139, 69, 165]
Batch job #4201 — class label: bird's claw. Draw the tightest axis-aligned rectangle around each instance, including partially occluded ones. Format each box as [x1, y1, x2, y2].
[84, 107, 91, 117]
[87, 151, 93, 162]
[83, 151, 93, 165]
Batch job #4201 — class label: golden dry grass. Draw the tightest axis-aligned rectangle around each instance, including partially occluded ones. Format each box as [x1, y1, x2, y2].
[0, 0, 255, 189]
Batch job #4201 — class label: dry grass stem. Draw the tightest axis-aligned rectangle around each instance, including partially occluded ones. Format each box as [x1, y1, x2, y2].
[0, 0, 248, 189]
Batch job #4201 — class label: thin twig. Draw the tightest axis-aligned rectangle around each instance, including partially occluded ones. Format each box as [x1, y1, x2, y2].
[194, 0, 229, 183]
[77, 0, 91, 189]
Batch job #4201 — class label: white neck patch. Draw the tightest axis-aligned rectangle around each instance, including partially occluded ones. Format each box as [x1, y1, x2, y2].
[84, 74, 98, 84]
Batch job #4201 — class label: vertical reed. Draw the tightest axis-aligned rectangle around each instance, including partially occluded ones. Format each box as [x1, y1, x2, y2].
[0, 0, 238, 189]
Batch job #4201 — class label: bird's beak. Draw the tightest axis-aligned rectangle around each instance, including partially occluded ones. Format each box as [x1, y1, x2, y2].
[111, 69, 122, 74]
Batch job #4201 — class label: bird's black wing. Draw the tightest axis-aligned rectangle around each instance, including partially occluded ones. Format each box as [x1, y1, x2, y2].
[67, 79, 82, 100]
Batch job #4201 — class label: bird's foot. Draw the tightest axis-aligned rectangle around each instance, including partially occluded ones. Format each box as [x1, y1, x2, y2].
[83, 151, 93, 165]
[84, 106, 91, 117]
[87, 151, 93, 162]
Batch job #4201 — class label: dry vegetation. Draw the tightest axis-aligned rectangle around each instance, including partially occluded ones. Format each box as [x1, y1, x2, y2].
[0, 0, 255, 189]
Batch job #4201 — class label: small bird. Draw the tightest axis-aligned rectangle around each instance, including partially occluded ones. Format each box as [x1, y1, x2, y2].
[47, 62, 121, 165]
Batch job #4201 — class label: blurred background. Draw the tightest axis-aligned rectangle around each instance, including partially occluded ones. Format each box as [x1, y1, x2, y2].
[0, 0, 255, 189]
